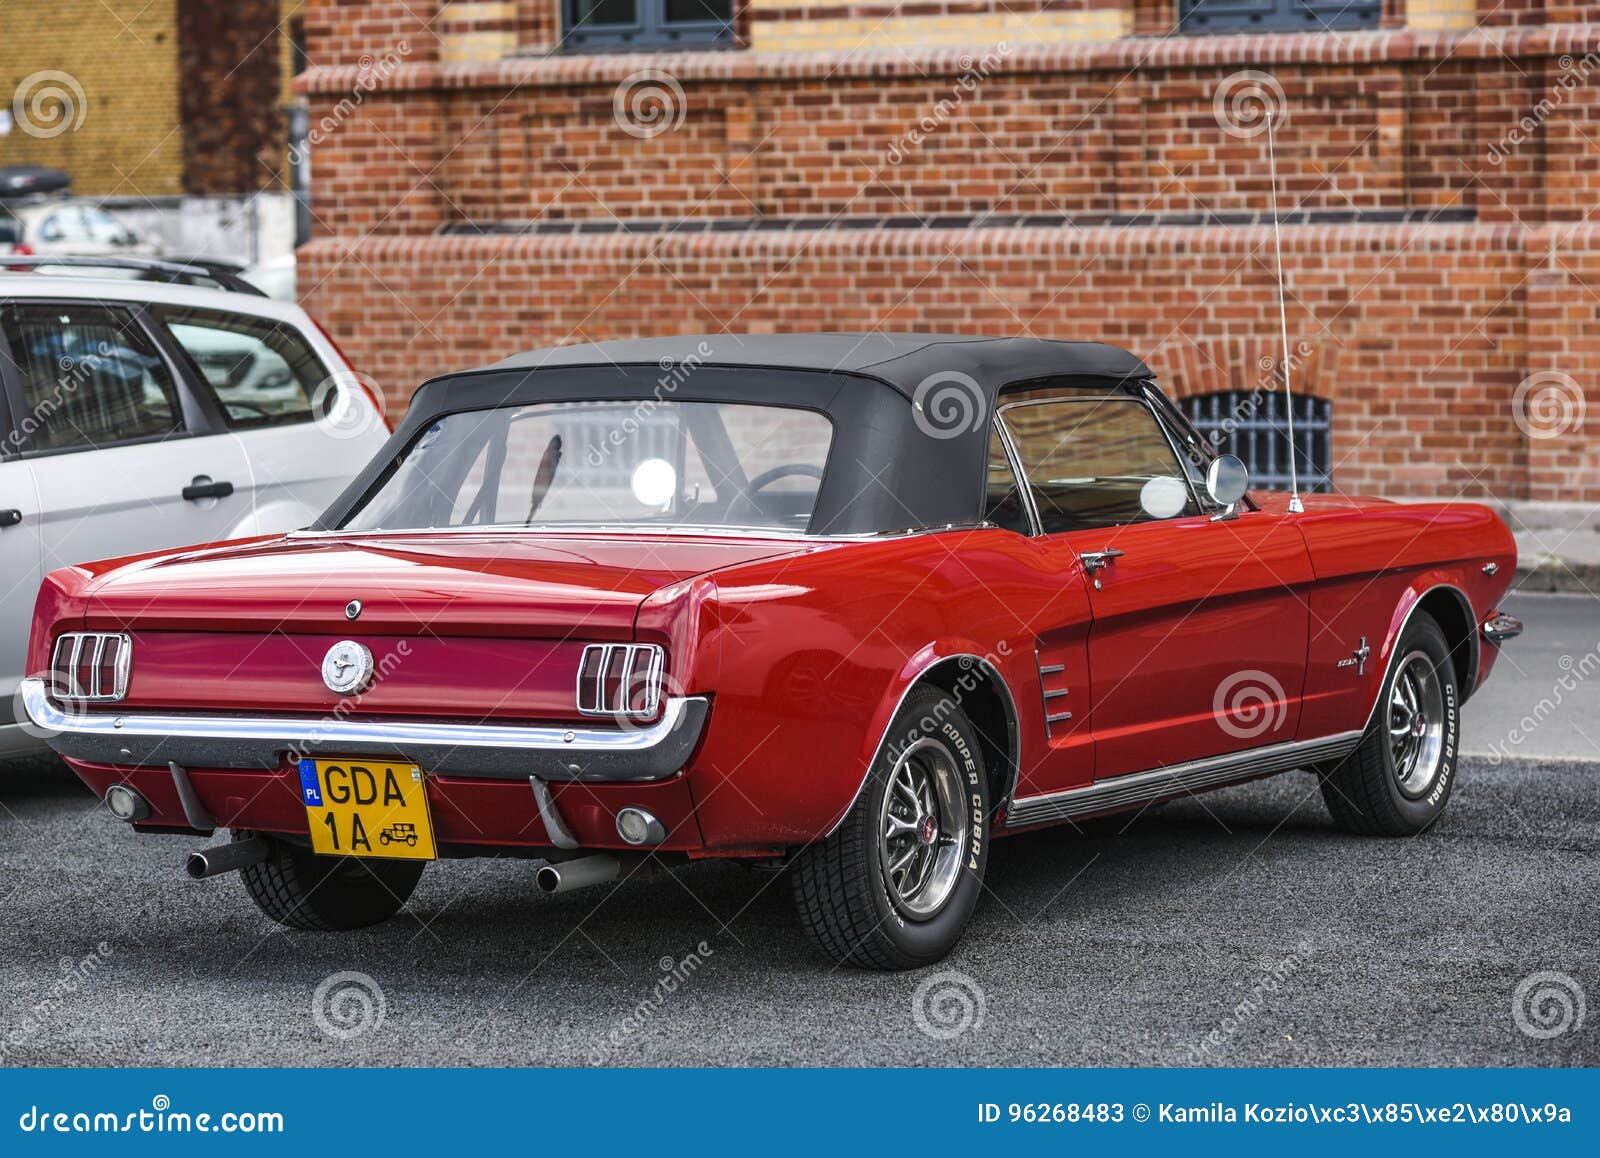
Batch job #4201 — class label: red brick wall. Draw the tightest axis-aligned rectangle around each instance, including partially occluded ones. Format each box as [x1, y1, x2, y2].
[293, 12, 1600, 501]
[300, 224, 1551, 500]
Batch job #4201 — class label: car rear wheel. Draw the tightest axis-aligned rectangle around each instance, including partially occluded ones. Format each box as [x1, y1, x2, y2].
[791, 685, 990, 970]
[1318, 612, 1460, 836]
[240, 835, 424, 931]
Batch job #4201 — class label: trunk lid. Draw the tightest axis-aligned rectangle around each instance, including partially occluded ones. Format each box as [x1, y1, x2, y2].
[81, 532, 823, 721]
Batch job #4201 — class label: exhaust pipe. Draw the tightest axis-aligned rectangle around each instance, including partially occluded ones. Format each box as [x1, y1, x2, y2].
[536, 854, 620, 895]
[186, 837, 269, 880]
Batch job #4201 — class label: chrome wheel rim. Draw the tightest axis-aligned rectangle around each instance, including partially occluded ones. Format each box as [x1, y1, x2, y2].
[1388, 650, 1445, 799]
[878, 737, 969, 919]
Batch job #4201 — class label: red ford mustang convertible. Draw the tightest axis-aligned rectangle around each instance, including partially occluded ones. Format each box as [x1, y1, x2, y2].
[22, 334, 1521, 969]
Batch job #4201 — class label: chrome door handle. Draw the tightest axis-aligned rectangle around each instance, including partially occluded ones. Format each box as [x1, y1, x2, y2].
[1080, 548, 1125, 574]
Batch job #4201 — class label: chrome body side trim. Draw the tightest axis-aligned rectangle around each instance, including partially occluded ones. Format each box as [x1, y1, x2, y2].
[822, 653, 1022, 839]
[21, 678, 708, 783]
[285, 522, 998, 544]
[1005, 730, 1363, 828]
[1360, 582, 1479, 731]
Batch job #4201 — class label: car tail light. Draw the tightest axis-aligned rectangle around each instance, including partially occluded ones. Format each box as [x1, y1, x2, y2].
[576, 644, 664, 719]
[50, 633, 132, 702]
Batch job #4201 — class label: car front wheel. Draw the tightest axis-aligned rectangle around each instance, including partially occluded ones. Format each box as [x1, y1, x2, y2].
[1319, 611, 1460, 836]
[792, 685, 990, 970]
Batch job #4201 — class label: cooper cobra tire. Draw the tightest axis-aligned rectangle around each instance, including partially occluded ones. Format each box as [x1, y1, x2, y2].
[792, 685, 990, 970]
[240, 835, 424, 931]
[1319, 612, 1460, 837]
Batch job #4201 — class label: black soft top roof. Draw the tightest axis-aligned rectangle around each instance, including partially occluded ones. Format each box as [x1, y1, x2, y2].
[490, 332, 1150, 395]
[318, 333, 1155, 536]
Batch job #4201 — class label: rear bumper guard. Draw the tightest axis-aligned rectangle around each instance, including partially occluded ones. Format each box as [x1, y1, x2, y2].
[19, 678, 708, 782]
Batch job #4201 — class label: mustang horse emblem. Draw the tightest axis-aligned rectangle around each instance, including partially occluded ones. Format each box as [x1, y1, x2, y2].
[321, 640, 375, 695]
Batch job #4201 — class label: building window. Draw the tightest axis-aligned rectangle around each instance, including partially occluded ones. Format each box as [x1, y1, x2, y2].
[1182, 391, 1333, 494]
[564, 0, 735, 50]
[1177, 0, 1381, 34]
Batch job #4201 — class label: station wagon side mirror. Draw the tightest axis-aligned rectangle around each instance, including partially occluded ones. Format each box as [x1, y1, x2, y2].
[1205, 454, 1249, 519]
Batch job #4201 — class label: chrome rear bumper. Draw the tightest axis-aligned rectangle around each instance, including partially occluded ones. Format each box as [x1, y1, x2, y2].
[1482, 613, 1524, 644]
[18, 678, 708, 782]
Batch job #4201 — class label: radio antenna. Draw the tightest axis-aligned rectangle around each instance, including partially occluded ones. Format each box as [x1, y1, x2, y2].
[1265, 112, 1304, 514]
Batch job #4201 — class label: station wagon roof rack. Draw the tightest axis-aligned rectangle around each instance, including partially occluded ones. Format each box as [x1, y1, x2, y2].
[0, 255, 267, 296]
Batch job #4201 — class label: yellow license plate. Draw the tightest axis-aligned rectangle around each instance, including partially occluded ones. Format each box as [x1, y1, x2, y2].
[297, 758, 437, 861]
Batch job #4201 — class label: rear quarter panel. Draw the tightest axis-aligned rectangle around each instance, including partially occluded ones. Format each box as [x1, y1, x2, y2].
[651, 528, 1077, 850]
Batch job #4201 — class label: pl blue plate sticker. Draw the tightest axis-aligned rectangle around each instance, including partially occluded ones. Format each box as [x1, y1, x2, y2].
[297, 759, 322, 807]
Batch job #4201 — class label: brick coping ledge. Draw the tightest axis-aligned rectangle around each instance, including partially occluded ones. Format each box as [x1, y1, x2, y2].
[298, 24, 1600, 95]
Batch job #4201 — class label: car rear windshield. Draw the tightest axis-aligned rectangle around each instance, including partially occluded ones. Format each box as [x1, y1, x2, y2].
[341, 400, 835, 534]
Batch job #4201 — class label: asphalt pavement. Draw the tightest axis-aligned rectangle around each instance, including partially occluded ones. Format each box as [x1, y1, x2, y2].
[0, 753, 1592, 1067]
[0, 593, 1593, 1068]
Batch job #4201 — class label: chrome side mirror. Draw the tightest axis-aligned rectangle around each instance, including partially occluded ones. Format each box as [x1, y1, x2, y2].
[1205, 454, 1249, 514]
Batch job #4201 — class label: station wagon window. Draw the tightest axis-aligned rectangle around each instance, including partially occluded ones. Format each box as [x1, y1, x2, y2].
[0, 302, 185, 453]
[344, 400, 834, 534]
[152, 306, 328, 429]
[999, 396, 1200, 534]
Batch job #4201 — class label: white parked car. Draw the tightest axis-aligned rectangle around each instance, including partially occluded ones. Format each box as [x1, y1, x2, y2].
[0, 260, 390, 758]
[1, 201, 155, 259]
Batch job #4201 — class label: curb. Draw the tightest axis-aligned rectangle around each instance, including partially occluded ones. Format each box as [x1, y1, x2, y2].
[1513, 564, 1600, 595]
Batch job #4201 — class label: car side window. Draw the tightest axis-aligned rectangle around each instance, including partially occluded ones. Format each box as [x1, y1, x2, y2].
[999, 396, 1200, 534]
[0, 302, 186, 453]
[153, 306, 329, 429]
[984, 423, 1032, 534]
